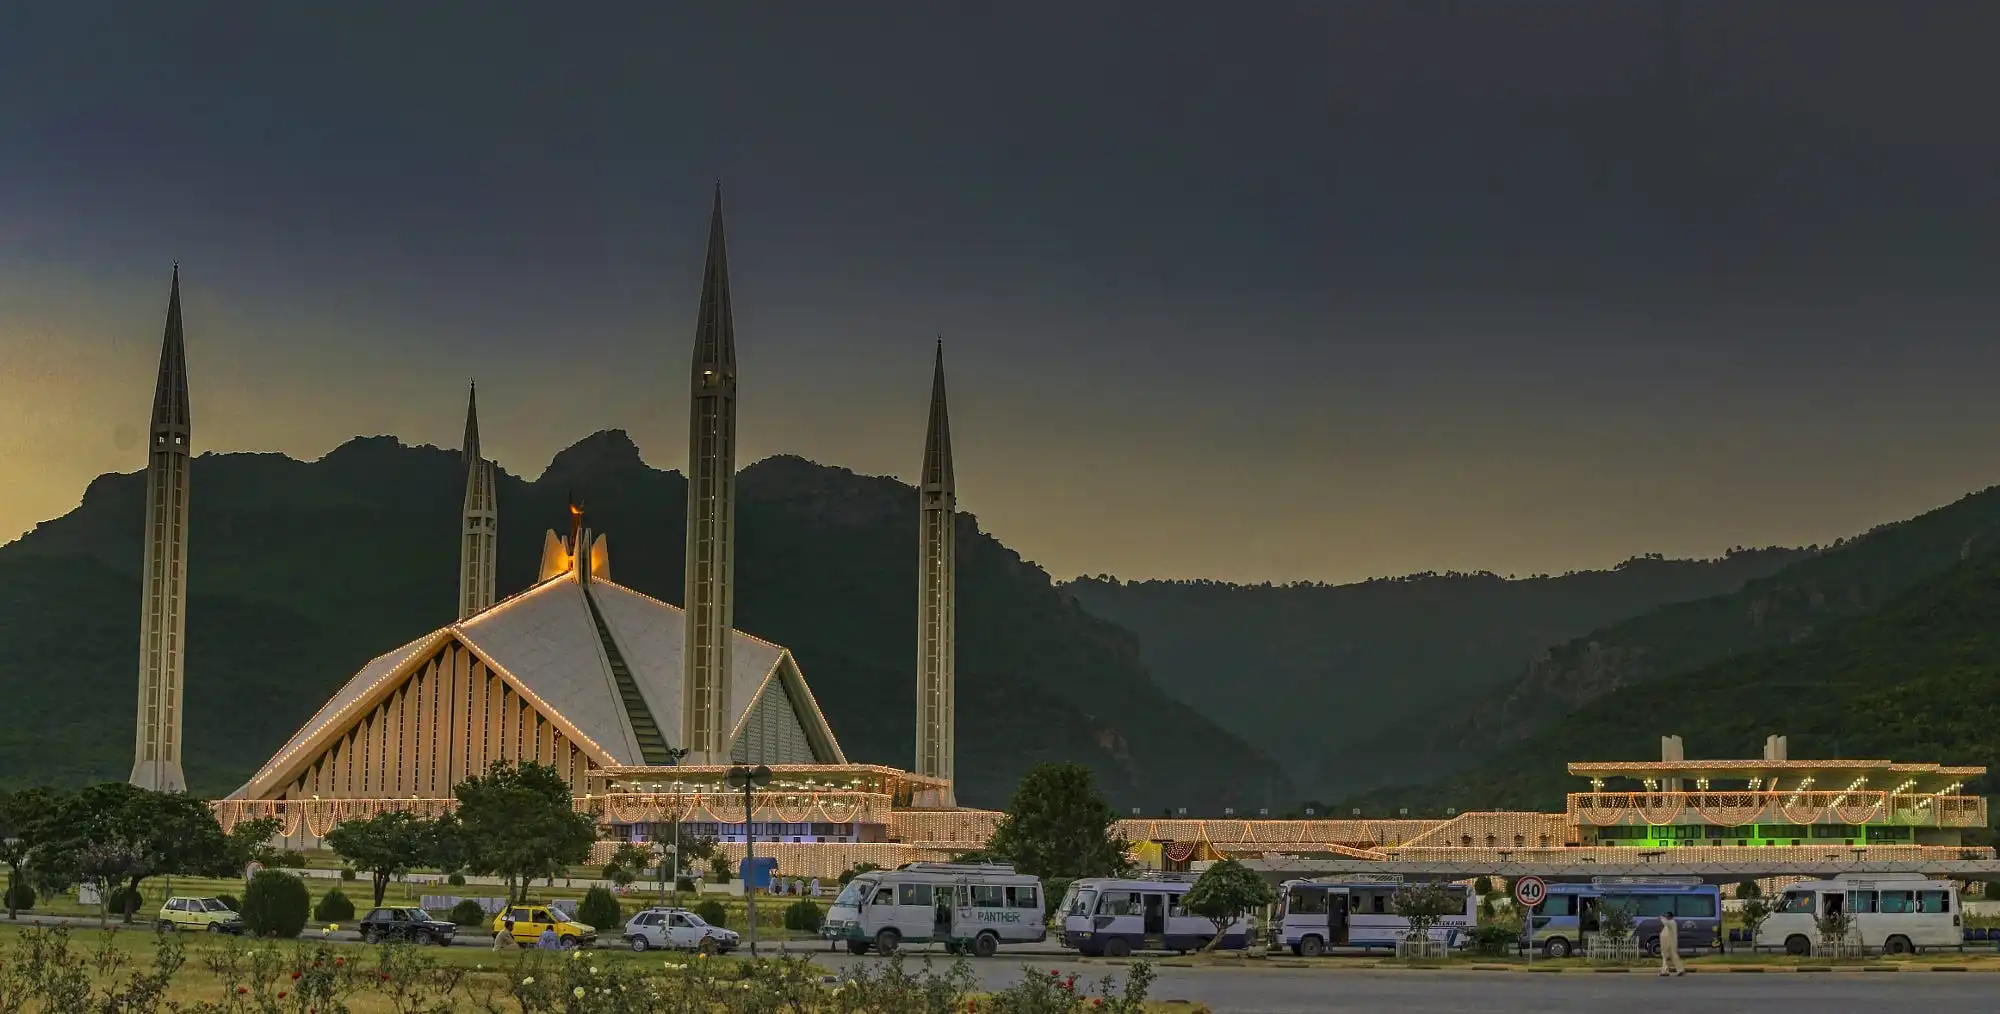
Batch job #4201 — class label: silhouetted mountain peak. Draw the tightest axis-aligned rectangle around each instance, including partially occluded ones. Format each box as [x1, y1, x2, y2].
[538, 430, 650, 486]
[740, 455, 912, 526]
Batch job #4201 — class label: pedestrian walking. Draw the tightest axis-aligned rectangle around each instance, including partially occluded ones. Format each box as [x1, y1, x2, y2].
[1657, 915, 1684, 976]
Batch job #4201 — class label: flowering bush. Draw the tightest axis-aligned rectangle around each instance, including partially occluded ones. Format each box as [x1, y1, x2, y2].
[984, 962, 1153, 1014]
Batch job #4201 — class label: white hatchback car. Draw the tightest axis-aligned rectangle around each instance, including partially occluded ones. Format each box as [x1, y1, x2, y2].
[624, 907, 740, 953]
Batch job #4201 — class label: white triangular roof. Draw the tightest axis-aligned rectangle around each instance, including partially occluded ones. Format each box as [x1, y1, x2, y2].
[231, 572, 846, 799]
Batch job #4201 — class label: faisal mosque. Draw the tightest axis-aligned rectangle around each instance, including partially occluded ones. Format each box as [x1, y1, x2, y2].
[134, 192, 1994, 882]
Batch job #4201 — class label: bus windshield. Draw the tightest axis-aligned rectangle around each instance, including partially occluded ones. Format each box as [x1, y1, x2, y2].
[834, 879, 871, 908]
[1067, 889, 1098, 917]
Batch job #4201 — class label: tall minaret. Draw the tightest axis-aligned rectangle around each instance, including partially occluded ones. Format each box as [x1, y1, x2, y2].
[457, 382, 498, 620]
[915, 339, 957, 805]
[131, 266, 192, 792]
[681, 184, 739, 765]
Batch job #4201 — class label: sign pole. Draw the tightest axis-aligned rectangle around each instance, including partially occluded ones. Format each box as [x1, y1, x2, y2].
[1513, 877, 1547, 966]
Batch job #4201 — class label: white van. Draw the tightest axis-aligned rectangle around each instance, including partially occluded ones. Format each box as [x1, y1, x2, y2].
[1272, 878, 1476, 956]
[822, 862, 1046, 956]
[1057, 875, 1255, 957]
[1756, 878, 1962, 955]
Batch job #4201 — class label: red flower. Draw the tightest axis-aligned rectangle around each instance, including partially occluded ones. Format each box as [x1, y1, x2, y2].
[334, 958, 345, 967]
[236, 986, 248, 994]
[278, 992, 288, 999]
[291, 971, 302, 980]
[1093, 1001, 1104, 1009]
[379, 972, 391, 981]
[1050, 969, 1062, 976]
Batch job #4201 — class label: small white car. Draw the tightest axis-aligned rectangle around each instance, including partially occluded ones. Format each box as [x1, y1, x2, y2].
[624, 907, 740, 954]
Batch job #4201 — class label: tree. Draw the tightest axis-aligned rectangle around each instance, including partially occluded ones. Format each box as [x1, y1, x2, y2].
[1182, 859, 1274, 952]
[0, 788, 60, 920]
[74, 839, 146, 927]
[222, 817, 284, 875]
[1390, 882, 1457, 947]
[324, 810, 437, 907]
[602, 843, 653, 888]
[451, 762, 598, 903]
[984, 764, 1132, 879]
[838, 862, 882, 886]
[38, 784, 231, 923]
[1738, 895, 1775, 951]
[242, 869, 311, 938]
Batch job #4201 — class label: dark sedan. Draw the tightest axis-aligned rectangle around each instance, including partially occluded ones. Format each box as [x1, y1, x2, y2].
[358, 907, 458, 945]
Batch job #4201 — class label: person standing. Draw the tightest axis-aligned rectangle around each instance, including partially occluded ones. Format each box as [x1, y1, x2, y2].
[1657, 914, 1684, 976]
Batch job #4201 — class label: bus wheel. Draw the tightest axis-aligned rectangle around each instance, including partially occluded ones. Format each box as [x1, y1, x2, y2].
[973, 932, 999, 959]
[1103, 937, 1132, 958]
[1641, 936, 1660, 958]
[874, 929, 900, 955]
[1884, 935, 1913, 955]
[1299, 935, 1325, 958]
[1784, 935, 1811, 956]
[1542, 936, 1571, 959]
[845, 940, 870, 955]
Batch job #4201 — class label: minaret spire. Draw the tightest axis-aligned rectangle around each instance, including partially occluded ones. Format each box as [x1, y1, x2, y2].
[682, 184, 740, 764]
[132, 264, 192, 792]
[915, 338, 957, 805]
[457, 381, 498, 620]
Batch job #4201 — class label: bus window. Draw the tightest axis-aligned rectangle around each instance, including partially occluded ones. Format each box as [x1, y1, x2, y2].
[1846, 891, 1878, 913]
[898, 884, 933, 907]
[1096, 891, 1138, 916]
[1918, 891, 1950, 914]
[971, 885, 1004, 907]
[1532, 894, 1575, 918]
[1674, 894, 1717, 919]
[1008, 886, 1039, 910]
[1287, 889, 1328, 915]
[1631, 895, 1675, 918]
[870, 888, 894, 907]
[1779, 892, 1815, 915]
[1879, 891, 1913, 914]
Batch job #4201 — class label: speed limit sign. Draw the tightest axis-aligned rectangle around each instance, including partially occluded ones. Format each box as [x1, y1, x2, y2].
[1513, 876, 1547, 909]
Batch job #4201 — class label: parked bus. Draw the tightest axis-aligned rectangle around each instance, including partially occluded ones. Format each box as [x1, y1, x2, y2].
[1058, 875, 1254, 957]
[1526, 878, 1722, 959]
[822, 862, 1046, 956]
[1270, 877, 1476, 956]
[1755, 878, 1961, 955]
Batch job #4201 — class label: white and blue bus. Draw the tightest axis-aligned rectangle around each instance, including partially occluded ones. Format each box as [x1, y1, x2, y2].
[1526, 878, 1723, 959]
[1270, 877, 1476, 956]
[1057, 875, 1255, 957]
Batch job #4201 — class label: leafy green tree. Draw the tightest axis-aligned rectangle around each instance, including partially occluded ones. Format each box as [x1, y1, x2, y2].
[1738, 895, 1775, 951]
[1182, 859, 1274, 952]
[1390, 882, 1457, 947]
[314, 885, 355, 923]
[837, 862, 882, 886]
[73, 839, 146, 926]
[984, 763, 1132, 879]
[0, 788, 61, 919]
[38, 783, 232, 922]
[324, 810, 436, 906]
[451, 762, 597, 903]
[602, 843, 653, 887]
[222, 817, 284, 875]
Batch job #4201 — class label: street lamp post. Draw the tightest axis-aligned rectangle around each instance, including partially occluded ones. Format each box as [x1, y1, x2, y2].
[726, 764, 773, 957]
[662, 747, 690, 909]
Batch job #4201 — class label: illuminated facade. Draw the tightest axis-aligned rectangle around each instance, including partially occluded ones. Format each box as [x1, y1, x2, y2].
[132, 265, 193, 793]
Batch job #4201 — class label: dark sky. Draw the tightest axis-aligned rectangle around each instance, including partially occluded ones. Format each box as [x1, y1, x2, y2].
[3, 2, 1997, 582]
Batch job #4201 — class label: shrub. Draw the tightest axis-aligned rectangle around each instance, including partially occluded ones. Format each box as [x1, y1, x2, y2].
[708, 854, 732, 884]
[783, 898, 822, 932]
[449, 899, 488, 926]
[313, 885, 355, 923]
[446, 872, 466, 887]
[838, 862, 881, 886]
[990, 960, 1153, 1013]
[242, 870, 312, 938]
[4, 881, 34, 913]
[576, 886, 624, 931]
[676, 877, 698, 894]
[339, 867, 357, 881]
[1474, 876, 1494, 897]
[106, 886, 144, 920]
[216, 894, 240, 911]
[693, 899, 728, 928]
[1468, 924, 1518, 957]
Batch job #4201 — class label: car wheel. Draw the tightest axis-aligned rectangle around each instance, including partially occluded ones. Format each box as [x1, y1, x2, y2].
[360, 927, 376, 944]
[1299, 934, 1325, 958]
[560, 935, 580, 950]
[972, 932, 999, 959]
[1543, 936, 1572, 959]
[874, 928, 901, 955]
[1103, 937, 1132, 958]
[629, 935, 649, 952]
[207, 924, 226, 934]
[155, 920, 174, 933]
[846, 940, 871, 955]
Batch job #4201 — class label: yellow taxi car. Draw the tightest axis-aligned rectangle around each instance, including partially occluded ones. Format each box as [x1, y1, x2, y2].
[157, 897, 245, 934]
[492, 903, 596, 948]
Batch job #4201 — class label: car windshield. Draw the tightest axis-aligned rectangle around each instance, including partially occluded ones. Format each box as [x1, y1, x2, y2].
[683, 913, 708, 927]
[834, 880, 870, 907]
[404, 909, 433, 921]
[199, 899, 231, 912]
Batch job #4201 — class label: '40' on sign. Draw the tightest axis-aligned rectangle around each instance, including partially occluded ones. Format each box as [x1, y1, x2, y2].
[1513, 876, 1547, 909]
